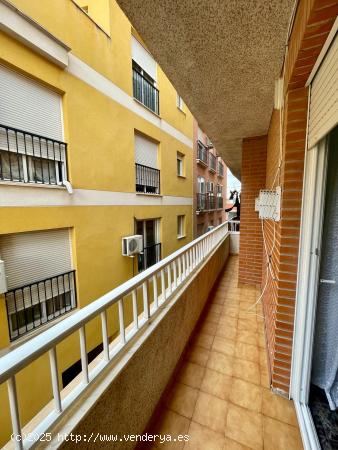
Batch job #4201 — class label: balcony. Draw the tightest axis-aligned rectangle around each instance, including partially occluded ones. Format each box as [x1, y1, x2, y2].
[197, 141, 208, 166]
[0, 124, 68, 185]
[137, 242, 161, 271]
[132, 67, 159, 115]
[217, 196, 223, 209]
[208, 194, 216, 210]
[5, 270, 77, 341]
[0, 224, 302, 449]
[135, 163, 160, 194]
[209, 153, 216, 173]
[218, 160, 224, 177]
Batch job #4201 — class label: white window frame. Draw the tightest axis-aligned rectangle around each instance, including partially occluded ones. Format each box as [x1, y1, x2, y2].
[177, 94, 184, 111]
[177, 215, 185, 239]
[197, 176, 205, 194]
[177, 152, 184, 177]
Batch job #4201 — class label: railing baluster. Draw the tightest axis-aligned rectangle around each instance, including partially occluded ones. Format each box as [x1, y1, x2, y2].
[79, 326, 89, 384]
[7, 376, 23, 450]
[173, 261, 177, 289]
[167, 265, 172, 295]
[161, 269, 166, 303]
[178, 257, 182, 283]
[101, 310, 110, 361]
[49, 347, 62, 413]
[182, 254, 186, 278]
[132, 289, 139, 329]
[118, 299, 126, 344]
[143, 281, 150, 319]
[153, 275, 158, 309]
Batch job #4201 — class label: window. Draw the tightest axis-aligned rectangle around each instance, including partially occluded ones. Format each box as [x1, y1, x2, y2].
[0, 229, 76, 341]
[177, 152, 185, 176]
[134, 133, 160, 194]
[177, 215, 185, 239]
[197, 176, 205, 194]
[0, 65, 68, 186]
[136, 219, 161, 271]
[131, 36, 159, 114]
[177, 94, 184, 111]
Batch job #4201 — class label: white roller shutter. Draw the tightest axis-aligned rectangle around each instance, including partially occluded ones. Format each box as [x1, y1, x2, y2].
[0, 65, 63, 140]
[135, 133, 158, 168]
[131, 36, 157, 81]
[0, 65, 65, 161]
[0, 229, 72, 290]
[308, 36, 338, 148]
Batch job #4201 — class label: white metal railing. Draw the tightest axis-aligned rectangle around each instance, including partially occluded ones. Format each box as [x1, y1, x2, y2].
[228, 220, 240, 232]
[0, 222, 229, 449]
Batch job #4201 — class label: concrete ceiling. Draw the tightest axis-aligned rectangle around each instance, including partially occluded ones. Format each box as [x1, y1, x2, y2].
[116, 0, 296, 179]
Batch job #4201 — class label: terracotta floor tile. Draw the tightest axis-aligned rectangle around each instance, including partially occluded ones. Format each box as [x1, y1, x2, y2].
[222, 307, 239, 318]
[258, 333, 266, 348]
[152, 409, 190, 449]
[225, 404, 263, 450]
[218, 316, 238, 328]
[262, 389, 298, 426]
[237, 318, 258, 332]
[212, 336, 236, 356]
[184, 421, 225, 450]
[233, 358, 260, 385]
[216, 324, 237, 340]
[205, 311, 221, 324]
[263, 416, 303, 450]
[236, 329, 258, 346]
[224, 438, 253, 450]
[193, 332, 214, 350]
[166, 383, 199, 419]
[235, 342, 259, 364]
[229, 378, 263, 412]
[200, 321, 218, 336]
[177, 362, 206, 389]
[210, 304, 223, 315]
[207, 351, 234, 376]
[260, 369, 270, 389]
[259, 349, 267, 368]
[192, 391, 228, 432]
[200, 368, 232, 400]
[185, 345, 210, 367]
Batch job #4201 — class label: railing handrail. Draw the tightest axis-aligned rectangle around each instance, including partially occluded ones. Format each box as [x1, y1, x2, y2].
[0, 222, 229, 384]
[0, 123, 68, 147]
[132, 67, 159, 94]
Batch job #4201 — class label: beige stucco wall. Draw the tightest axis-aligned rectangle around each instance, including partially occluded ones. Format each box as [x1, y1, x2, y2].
[58, 236, 229, 449]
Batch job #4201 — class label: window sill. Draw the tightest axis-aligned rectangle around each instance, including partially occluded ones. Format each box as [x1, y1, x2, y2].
[136, 192, 162, 197]
[71, 1, 111, 38]
[177, 235, 186, 240]
[177, 106, 186, 116]
[133, 98, 161, 119]
[177, 174, 186, 179]
[0, 181, 67, 190]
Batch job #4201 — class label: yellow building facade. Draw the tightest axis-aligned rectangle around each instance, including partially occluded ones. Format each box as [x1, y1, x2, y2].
[0, 0, 193, 444]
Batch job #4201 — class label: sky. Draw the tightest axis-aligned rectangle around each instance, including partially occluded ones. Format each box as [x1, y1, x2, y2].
[227, 169, 241, 198]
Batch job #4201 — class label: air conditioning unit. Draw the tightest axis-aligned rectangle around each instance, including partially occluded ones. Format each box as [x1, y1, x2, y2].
[122, 235, 143, 257]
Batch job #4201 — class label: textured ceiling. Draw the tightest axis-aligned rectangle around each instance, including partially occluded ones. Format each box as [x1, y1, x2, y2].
[116, 0, 295, 179]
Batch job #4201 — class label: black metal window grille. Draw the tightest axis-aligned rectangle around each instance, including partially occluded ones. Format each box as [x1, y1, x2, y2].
[5, 270, 76, 341]
[218, 160, 224, 177]
[217, 197, 223, 209]
[138, 243, 161, 271]
[209, 153, 217, 172]
[197, 141, 208, 165]
[135, 163, 160, 194]
[132, 61, 159, 115]
[208, 194, 216, 210]
[0, 124, 68, 185]
[197, 193, 208, 212]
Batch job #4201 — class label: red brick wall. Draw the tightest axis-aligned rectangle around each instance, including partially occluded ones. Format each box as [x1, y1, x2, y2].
[238, 136, 267, 285]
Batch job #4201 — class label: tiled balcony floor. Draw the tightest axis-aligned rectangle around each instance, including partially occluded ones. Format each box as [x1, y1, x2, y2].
[146, 256, 303, 450]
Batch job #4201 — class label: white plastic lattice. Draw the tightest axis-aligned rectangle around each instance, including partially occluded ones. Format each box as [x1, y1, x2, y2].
[255, 187, 281, 221]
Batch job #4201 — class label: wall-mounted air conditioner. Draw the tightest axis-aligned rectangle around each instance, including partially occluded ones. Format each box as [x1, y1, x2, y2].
[122, 235, 143, 257]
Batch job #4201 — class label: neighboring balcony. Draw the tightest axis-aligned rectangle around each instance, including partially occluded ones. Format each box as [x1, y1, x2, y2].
[218, 159, 224, 177]
[197, 141, 208, 166]
[138, 242, 161, 272]
[217, 196, 223, 209]
[0, 124, 68, 185]
[4, 270, 77, 341]
[208, 193, 216, 210]
[132, 67, 159, 115]
[209, 152, 216, 172]
[135, 163, 160, 194]
[196, 193, 208, 212]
